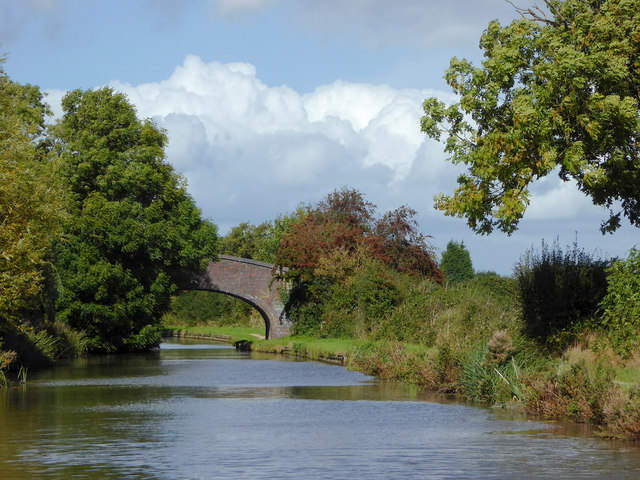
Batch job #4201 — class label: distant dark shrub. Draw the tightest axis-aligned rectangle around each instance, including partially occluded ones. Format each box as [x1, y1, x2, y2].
[515, 238, 610, 345]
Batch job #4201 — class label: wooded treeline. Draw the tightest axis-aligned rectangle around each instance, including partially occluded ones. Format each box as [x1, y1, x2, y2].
[1, 60, 217, 375]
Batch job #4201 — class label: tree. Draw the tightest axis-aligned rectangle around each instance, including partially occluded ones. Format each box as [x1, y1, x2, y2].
[373, 206, 442, 280]
[514, 238, 609, 344]
[219, 222, 269, 260]
[0, 59, 66, 324]
[52, 88, 217, 352]
[277, 188, 442, 282]
[276, 188, 372, 283]
[275, 188, 442, 335]
[422, 0, 640, 234]
[440, 240, 474, 283]
[220, 213, 299, 264]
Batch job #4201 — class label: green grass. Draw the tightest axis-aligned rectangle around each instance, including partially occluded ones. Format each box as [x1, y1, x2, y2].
[163, 325, 265, 343]
[251, 335, 436, 370]
[252, 335, 365, 360]
[615, 367, 640, 385]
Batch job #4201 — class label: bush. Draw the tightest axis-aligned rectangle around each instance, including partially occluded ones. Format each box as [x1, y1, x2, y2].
[515, 239, 610, 346]
[380, 275, 522, 349]
[599, 248, 640, 357]
[122, 324, 163, 352]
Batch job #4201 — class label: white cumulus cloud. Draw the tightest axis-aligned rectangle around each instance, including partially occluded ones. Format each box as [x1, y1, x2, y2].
[525, 174, 602, 221]
[109, 55, 450, 230]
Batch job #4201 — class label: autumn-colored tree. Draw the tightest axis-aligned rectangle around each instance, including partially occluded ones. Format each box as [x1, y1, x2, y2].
[373, 206, 442, 281]
[275, 188, 442, 335]
[277, 188, 441, 282]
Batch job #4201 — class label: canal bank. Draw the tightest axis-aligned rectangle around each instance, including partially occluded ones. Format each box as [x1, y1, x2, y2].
[163, 325, 640, 441]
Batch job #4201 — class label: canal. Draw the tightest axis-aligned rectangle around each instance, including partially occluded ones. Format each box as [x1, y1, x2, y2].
[1, 339, 640, 479]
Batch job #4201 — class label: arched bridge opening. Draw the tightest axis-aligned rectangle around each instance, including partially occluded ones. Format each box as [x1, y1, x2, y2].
[174, 255, 291, 339]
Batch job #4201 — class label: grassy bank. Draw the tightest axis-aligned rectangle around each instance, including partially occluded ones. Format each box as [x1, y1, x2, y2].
[165, 326, 640, 439]
[163, 325, 265, 343]
[231, 333, 640, 440]
[0, 322, 88, 386]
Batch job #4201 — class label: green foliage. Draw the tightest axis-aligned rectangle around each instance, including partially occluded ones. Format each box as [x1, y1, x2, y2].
[219, 222, 269, 260]
[164, 291, 256, 327]
[0, 60, 66, 323]
[460, 333, 546, 403]
[440, 240, 475, 283]
[515, 239, 610, 346]
[51, 88, 217, 352]
[380, 274, 522, 349]
[422, 0, 640, 234]
[219, 212, 298, 264]
[599, 247, 640, 356]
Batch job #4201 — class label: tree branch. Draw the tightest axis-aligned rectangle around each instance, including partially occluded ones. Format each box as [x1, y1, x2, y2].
[505, 0, 560, 27]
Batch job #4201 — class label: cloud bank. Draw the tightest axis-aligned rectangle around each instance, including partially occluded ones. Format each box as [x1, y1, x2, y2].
[110, 55, 457, 229]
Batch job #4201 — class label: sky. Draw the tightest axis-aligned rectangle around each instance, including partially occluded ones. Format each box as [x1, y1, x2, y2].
[1, 0, 637, 274]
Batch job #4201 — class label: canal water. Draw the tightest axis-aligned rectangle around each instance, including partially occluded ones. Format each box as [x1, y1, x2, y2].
[2, 339, 640, 479]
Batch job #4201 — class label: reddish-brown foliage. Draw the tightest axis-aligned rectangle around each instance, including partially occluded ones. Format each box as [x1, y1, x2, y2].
[275, 188, 443, 283]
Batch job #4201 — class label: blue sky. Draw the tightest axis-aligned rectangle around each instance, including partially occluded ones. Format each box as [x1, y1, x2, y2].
[2, 0, 637, 274]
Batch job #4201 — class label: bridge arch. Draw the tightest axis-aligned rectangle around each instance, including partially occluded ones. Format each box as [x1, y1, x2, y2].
[175, 255, 291, 339]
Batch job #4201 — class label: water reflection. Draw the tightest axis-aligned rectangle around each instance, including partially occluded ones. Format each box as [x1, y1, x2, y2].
[1, 340, 640, 479]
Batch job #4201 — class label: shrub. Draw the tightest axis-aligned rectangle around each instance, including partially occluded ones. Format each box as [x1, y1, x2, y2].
[377, 274, 522, 349]
[515, 238, 610, 346]
[599, 248, 640, 357]
[123, 324, 163, 352]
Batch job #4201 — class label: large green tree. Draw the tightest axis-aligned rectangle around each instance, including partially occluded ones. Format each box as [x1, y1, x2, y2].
[422, 0, 640, 234]
[52, 88, 217, 352]
[0, 59, 66, 324]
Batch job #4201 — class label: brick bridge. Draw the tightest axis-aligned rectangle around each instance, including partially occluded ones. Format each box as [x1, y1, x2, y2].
[175, 255, 291, 339]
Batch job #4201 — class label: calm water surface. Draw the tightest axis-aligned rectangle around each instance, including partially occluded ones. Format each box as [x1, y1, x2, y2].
[2, 339, 640, 479]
